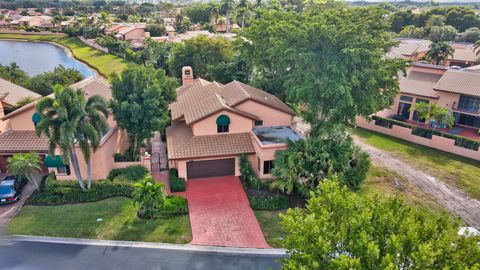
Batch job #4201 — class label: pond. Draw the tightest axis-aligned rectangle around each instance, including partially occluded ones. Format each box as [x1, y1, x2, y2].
[0, 39, 96, 78]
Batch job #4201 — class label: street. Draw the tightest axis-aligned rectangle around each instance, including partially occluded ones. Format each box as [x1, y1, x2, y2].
[0, 238, 286, 270]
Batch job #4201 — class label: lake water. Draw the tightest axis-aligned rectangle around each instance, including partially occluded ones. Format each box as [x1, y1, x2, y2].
[0, 40, 96, 77]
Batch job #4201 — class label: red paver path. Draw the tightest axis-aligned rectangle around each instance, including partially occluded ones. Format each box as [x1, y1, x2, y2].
[186, 176, 270, 248]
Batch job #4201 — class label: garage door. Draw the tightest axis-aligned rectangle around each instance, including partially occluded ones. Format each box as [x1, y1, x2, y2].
[187, 158, 235, 179]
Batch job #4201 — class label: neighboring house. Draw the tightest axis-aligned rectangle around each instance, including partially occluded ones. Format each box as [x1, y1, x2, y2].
[386, 38, 432, 61]
[167, 67, 299, 180]
[446, 43, 478, 68]
[0, 77, 136, 179]
[18, 16, 53, 30]
[0, 78, 41, 131]
[393, 63, 480, 130]
[108, 23, 148, 49]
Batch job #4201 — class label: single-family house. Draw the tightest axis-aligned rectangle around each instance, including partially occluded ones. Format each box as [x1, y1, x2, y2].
[446, 43, 478, 68]
[166, 67, 299, 180]
[108, 23, 148, 48]
[386, 38, 432, 61]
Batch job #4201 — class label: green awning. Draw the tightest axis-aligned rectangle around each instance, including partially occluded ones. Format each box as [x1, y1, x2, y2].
[32, 112, 41, 124]
[44, 155, 66, 168]
[216, 115, 230, 126]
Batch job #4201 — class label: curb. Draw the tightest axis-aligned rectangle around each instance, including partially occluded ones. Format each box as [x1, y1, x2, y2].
[6, 235, 289, 256]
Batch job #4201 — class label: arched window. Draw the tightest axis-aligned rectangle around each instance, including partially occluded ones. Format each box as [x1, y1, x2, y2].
[216, 114, 230, 133]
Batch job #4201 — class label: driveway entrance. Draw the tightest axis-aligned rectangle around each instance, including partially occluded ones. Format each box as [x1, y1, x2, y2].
[186, 176, 270, 248]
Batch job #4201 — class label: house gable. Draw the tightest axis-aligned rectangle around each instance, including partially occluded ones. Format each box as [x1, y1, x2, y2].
[192, 109, 254, 136]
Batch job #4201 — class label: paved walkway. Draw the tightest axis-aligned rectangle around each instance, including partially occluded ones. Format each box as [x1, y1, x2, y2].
[186, 176, 270, 248]
[0, 182, 36, 231]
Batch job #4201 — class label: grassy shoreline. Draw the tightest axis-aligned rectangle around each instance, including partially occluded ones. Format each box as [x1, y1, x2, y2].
[0, 34, 127, 78]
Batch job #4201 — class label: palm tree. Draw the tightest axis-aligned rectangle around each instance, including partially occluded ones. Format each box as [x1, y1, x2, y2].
[97, 11, 111, 34]
[133, 176, 166, 219]
[426, 41, 455, 65]
[236, 0, 252, 28]
[35, 85, 108, 191]
[7, 153, 43, 190]
[208, 1, 221, 25]
[78, 95, 109, 189]
[221, 0, 237, 33]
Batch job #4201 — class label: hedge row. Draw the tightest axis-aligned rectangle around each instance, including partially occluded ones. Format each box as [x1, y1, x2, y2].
[107, 165, 149, 182]
[28, 174, 135, 205]
[249, 195, 289, 210]
[155, 196, 189, 218]
[372, 115, 480, 151]
[168, 168, 186, 192]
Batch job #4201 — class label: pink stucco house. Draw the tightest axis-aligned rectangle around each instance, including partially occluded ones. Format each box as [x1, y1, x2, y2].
[167, 67, 300, 180]
[0, 77, 139, 179]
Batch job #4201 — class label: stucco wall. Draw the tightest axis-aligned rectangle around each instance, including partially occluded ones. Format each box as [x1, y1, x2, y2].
[252, 132, 287, 179]
[234, 100, 293, 127]
[436, 91, 460, 109]
[356, 116, 480, 161]
[191, 110, 253, 136]
[3, 106, 36, 131]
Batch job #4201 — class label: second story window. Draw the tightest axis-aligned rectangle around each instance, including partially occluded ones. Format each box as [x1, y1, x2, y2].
[458, 95, 480, 113]
[254, 120, 263, 126]
[216, 114, 230, 133]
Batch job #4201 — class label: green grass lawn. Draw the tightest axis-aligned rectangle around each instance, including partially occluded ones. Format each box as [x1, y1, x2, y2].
[0, 33, 127, 78]
[5, 197, 192, 243]
[352, 128, 480, 200]
[255, 210, 286, 248]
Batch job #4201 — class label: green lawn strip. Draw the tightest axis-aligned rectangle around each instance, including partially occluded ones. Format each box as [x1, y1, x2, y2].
[255, 210, 286, 248]
[0, 34, 127, 78]
[5, 197, 192, 243]
[352, 127, 480, 200]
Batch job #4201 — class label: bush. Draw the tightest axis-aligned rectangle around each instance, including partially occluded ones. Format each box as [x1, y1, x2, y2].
[156, 195, 189, 218]
[343, 151, 370, 190]
[240, 154, 266, 190]
[249, 194, 289, 210]
[107, 165, 149, 181]
[28, 175, 135, 205]
[170, 176, 186, 192]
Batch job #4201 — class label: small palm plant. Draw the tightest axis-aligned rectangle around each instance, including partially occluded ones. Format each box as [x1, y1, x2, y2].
[7, 153, 43, 190]
[431, 107, 455, 131]
[132, 176, 166, 219]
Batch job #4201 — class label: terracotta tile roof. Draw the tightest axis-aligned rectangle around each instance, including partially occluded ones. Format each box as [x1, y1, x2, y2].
[70, 77, 112, 100]
[166, 122, 255, 159]
[386, 38, 431, 59]
[448, 44, 477, 63]
[0, 130, 49, 152]
[434, 69, 480, 97]
[170, 79, 294, 125]
[399, 71, 441, 98]
[0, 78, 41, 107]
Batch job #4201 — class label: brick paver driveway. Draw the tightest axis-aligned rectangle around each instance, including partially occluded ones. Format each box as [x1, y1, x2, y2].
[186, 176, 270, 248]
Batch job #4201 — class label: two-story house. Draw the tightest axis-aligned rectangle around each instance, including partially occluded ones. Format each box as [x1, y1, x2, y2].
[166, 67, 299, 180]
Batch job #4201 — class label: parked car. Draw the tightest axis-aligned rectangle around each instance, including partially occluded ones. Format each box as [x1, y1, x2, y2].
[0, 175, 28, 204]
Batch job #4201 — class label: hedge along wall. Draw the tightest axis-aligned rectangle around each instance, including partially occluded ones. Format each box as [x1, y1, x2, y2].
[355, 116, 480, 161]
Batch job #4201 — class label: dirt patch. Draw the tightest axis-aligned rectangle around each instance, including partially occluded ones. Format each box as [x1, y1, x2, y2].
[353, 136, 480, 228]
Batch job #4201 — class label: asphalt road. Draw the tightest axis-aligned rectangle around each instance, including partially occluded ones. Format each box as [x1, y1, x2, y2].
[0, 239, 285, 270]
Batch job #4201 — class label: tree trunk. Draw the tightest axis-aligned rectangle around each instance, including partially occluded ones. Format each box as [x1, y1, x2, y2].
[28, 174, 39, 191]
[241, 14, 245, 28]
[226, 11, 230, 33]
[87, 160, 92, 189]
[70, 148, 86, 191]
[133, 135, 138, 161]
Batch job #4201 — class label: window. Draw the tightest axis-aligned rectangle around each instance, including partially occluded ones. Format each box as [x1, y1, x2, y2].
[458, 95, 480, 113]
[400, 95, 413, 103]
[396, 102, 411, 120]
[57, 165, 70, 175]
[254, 120, 263, 126]
[263, 160, 274, 175]
[216, 114, 230, 133]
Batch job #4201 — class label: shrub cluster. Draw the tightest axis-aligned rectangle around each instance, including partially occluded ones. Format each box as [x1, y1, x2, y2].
[239, 154, 267, 190]
[372, 115, 480, 151]
[29, 174, 134, 205]
[249, 195, 289, 210]
[155, 196, 189, 218]
[168, 168, 186, 192]
[107, 165, 149, 182]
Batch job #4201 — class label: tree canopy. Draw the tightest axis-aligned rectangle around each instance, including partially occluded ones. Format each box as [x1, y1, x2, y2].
[245, 6, 406, 131]
[281, 177, 480, 269]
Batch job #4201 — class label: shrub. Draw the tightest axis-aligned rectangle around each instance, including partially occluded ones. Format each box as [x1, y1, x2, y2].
[28, 176, 135, 205]
[133, 176, 166, 219]
[107, 165, 149, 181]
[249, 194, 289, 210]
[240, 154, 266, 190]
[170, 176, 186, 192]
[169, 168, 178, 179]
[156, 195, 189, 218]
[342, 151, 370, 190]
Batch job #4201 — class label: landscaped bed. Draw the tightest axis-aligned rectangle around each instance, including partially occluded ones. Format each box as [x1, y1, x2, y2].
[5, 197, 192, 243]
[0, 33, 126, 78]
[352, 127, 480, 199]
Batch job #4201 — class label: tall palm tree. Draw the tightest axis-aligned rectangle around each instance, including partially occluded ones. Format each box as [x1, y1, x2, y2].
[7, 153, 42, 190]
[78, 95, 108, 189]
[426, 41, 455, 65]
[474, 40, 480, 56]
[97, 11, 111, 34]
[208, 1, 221, 25]
[221, 0, 237, 33]
[35, 85, 108, 190]
[237, 0, 252, 28]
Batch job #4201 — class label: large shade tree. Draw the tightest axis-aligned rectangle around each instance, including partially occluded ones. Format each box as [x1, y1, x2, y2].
[110, 65, 177, 160]
[245, 5, 406, 133]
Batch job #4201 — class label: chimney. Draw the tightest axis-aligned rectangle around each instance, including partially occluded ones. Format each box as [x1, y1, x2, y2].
[182, 66, 193, 86]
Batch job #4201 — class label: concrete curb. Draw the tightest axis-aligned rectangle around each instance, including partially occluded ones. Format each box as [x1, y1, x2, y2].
[6, 235, 289, 256]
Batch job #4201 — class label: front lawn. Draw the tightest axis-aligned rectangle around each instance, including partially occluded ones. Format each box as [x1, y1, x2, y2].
[5, 197, 192, 243]
[352, 128, 480, 199]
[0, 34, 126, 78]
